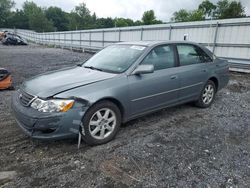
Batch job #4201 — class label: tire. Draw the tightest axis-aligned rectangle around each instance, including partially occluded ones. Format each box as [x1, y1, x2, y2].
[195, 80, 216, 108]
[80, 100, 121, 146]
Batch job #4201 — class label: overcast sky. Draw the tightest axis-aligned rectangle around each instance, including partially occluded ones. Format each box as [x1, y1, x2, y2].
[13, 0, 250, 22]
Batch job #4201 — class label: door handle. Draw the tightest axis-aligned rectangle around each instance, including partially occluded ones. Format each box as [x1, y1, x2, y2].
[170, 75, 178, 80]
[202, 69, 207, 72]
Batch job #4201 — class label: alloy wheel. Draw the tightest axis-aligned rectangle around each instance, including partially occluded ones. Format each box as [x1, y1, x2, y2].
[88, 108, 117, 140]
[202, 84, 214, 105]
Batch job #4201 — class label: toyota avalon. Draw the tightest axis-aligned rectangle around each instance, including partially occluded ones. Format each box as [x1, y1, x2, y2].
[11, 41, 229, 145]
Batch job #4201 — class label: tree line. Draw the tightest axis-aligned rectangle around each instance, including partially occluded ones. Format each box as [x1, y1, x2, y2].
[0, 0, 247, 32]
[171, 0, 246, 22]
[0, 0, 163, 32]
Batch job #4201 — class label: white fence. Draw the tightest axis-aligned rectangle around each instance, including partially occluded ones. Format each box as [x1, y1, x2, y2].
[4, 17, 250, 71]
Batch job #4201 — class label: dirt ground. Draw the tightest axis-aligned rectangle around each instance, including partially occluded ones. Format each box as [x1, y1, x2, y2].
[0, 44, 249, 188]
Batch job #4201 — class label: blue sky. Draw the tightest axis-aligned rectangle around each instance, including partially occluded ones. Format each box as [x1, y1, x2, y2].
[14, 0, 250, 22]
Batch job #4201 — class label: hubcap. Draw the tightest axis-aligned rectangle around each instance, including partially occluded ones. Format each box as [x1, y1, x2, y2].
[202, 84, 214, 105]
[89, 108, 116, 140]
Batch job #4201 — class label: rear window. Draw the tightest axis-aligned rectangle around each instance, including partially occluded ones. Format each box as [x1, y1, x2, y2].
[177, 45, 212, 66]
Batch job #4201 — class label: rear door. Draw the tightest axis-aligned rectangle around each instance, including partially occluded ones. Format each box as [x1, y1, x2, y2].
[128, 44, 181, 116]
[176, 44, 212, 102]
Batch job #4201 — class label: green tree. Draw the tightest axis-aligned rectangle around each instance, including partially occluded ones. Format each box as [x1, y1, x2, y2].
[142, 10, 162, 25]
[198, 0, 216, 19]
[171, 9, 190, 22]
[75, 3, 90, 18]
[45, 7, 69, 31]
[68, 12, 81, 30]
[96, 17, 114, 28]
[70, 2, 93, 29]
[7, 9, 29, 29]
[134, 20, 143, 26]
[23, 1, 54, 32]
[171, 9, 204, 22]
[0, 0, 15, 27]
[172, 0, 246, 22]
[215, 0, 246, 19]
[189, 10, 204, 21]
[91, 12, 97, 26]
[142, 10, 156, 25]
[115, 18, 129, 27]
[114, 18, 134, 27]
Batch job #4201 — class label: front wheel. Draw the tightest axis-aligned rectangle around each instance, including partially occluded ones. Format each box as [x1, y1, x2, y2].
[195, 80, 216, 108]
[81, 101, 121, 145]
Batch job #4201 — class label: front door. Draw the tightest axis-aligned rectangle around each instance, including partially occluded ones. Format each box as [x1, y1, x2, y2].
[128, 44, 180, 116]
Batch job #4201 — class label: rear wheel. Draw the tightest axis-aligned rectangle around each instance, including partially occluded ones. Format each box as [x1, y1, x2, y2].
[81, 101, 121, 145]
[195, 80, 216, 108]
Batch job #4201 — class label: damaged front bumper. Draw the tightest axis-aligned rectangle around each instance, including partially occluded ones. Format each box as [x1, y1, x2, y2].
[11, 91, 87, 140]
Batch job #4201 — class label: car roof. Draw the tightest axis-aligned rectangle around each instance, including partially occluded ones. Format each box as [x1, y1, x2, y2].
[117, 40, 201, 47]
[116, 40, 213, 58]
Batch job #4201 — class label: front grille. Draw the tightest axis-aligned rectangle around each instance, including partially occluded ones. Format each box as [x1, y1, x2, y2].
[19, 89, 35, 106]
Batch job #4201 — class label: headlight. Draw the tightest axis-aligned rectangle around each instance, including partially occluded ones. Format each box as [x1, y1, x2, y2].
[31, 98, 74, 113]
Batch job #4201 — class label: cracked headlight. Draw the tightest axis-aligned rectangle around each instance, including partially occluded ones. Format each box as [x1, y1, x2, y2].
[31, 98, 74, 113]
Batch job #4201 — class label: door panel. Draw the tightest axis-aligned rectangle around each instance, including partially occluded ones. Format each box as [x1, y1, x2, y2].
[176, 44, 210, 102]
[178, 64, 209, 102]
[128, 67, 180, 116]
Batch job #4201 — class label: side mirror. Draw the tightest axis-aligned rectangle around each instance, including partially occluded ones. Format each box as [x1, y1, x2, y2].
[132, 64, 154, 75]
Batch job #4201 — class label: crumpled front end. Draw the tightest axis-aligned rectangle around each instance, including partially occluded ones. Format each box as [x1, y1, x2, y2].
[11, 90, 88, 140]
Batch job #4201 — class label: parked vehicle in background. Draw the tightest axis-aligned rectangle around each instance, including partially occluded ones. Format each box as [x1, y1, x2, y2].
[0, 31, 6, 41]
[2, 32, 27, 45]
[0, 68, 13, 90]
[11, 41, 229, 145]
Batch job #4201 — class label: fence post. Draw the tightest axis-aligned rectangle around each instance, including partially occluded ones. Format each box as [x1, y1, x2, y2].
[169, 25, 172, 41]
[102, 30, 105, 47]
[89, 31, 91, 47]
[64, 32, 66, 49]
[213, 22, 219, 55]
[71, 31, 73, 50]
[80, 31, 82, 49]
[48, 33, 50, 45]
[45, 33, 47, 44]
[140, 27, 144, 41]
[58, 32, 61, 47]
[118, 29, 121, 42]
[42, 32, 44, 45]
[54, 32, 56, 47]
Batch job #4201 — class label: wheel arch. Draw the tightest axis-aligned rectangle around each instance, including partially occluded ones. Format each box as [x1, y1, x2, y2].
[92, 97, 125, 121]
[208, 76, 219, 92]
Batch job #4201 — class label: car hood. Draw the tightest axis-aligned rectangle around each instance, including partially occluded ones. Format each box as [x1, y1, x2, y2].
[22, 66, 117, 98]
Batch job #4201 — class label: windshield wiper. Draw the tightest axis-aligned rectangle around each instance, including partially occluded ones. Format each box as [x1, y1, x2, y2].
[83, 66, 103, 72]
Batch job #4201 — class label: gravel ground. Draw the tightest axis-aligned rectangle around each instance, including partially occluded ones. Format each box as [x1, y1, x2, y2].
[0, 44, 249, 188]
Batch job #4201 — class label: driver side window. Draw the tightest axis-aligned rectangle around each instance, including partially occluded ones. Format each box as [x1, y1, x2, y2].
[141, 45, 175, 71]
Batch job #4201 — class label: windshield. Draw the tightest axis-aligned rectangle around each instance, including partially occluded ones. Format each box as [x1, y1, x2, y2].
[83, 44, 146, 73]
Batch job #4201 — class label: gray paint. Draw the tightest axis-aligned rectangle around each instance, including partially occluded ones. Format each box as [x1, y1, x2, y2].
[11, 41, 229, 140]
